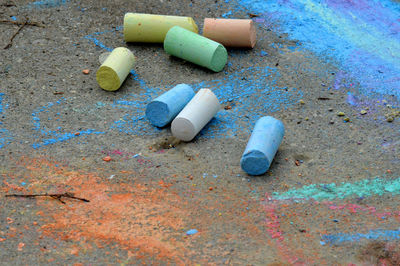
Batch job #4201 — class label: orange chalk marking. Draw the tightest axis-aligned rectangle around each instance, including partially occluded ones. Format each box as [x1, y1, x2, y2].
[82, 69, 90, 75]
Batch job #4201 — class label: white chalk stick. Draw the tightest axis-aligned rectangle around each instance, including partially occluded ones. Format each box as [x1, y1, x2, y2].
[171, 89, 220, 141]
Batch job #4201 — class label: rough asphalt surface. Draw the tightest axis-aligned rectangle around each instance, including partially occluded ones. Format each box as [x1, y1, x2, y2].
[0, 0, 399, 265]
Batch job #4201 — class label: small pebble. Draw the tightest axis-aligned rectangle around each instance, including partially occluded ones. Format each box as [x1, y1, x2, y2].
[82, 69, 90, 75]
[329, 120, 334, 124]
[299, 100, 305, 105]
[387, 117, 394, 122]
[328, 108, 333, 112]
[102, 156, 112, 162]
[337, 112, 345, 116]
[305, 117, 309, 121]
[360, 110, 367, 115]
[344, 117, 350, 122]
[186, 229, 198, 235]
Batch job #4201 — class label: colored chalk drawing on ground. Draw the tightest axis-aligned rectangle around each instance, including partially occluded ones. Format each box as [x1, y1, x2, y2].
[0, 128, 12, 149]
[271, 177, 400, 201]
[321, 229, 400, 245]
[0, 93, 12, 149]
[235, 0, 400, 100]
[263, 175, 400, 262]
[0, 93, 6, 115]
[85, 29, 302, 138]
[31, 98, 104, 149]
[27, 0, 69, 8]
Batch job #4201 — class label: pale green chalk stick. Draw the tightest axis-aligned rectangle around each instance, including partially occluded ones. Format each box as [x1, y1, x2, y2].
[124, 13, 198, 43]
[96, 47, 135, 91]
[164, 26, 228, 72]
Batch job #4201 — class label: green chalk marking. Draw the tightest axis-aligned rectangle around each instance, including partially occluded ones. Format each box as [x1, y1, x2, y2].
[272, 177, 400, 201]
[164, 26, 228, 72]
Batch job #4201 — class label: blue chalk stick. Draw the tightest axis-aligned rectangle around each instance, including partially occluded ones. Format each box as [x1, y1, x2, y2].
[145, 84, 195, 127]
[240, 116, 284, 175]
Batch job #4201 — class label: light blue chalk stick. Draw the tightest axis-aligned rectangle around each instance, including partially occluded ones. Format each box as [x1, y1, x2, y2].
[145, 84, 195, 127]
[240, 116, 285, 175]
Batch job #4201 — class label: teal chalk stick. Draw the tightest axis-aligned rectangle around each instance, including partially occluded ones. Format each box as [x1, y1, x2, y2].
[164, 26, 228, 72]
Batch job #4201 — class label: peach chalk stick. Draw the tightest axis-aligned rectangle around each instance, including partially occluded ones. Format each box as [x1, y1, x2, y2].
[124, 13, 198, 43]
[203, 18, 256, 48]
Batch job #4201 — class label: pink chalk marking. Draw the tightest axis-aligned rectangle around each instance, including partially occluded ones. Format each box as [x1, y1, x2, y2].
[111, 150, 124, 155]
[325, 202, 400, 220]
[263, 193, 308, 265]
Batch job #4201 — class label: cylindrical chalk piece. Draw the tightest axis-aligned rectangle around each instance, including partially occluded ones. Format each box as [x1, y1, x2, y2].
[171, 88, 220, 141]
[203, 18, 256, 48]
[96, 47, 135, 91]
[164, 26, 228, 72]
[124, 13, 198, 43]
[240, 116, 285, 175]
[145, 84, 195, 127]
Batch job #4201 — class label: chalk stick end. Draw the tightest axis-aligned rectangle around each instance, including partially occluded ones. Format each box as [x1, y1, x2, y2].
[171, 117, 196, 141]
[96, 66, 120, 91]
[210, 44, 228, 72]
[240, 150, 270, 175]
[249, 20, 257, 48]
[145, 101, 171, 127]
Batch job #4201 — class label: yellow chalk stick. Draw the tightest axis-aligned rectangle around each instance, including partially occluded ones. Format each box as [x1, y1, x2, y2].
[96, 47, 135, 91]
[123, 13, 198, 43]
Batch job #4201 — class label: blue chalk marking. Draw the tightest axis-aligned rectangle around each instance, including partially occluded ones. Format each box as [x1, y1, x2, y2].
[28, 0, 68, 8]
[237, 0, 400, 100]
[0, 129, 12, 149]
[31, 99, 104, 149]
[241, 116, 284, 175]
[32, 129, 104, 149]
[11, 16, 17, 21]
[0, 93, 7, 114]
[186, 229, 198, 235]
[222, 11, 233, 18]
[346, 92, 358, 106]
[0, 94, 12, 149]
[145, 84, 195, 127]
[322, 229, 400, 245]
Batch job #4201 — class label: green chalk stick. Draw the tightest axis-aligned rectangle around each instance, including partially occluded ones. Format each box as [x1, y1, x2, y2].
[164, 26, 228, 72]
